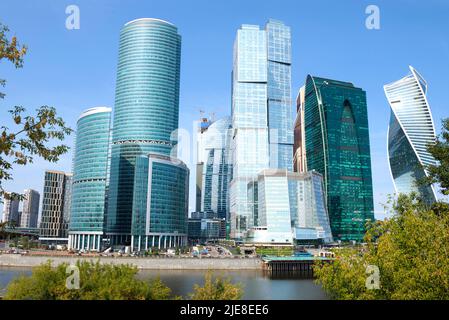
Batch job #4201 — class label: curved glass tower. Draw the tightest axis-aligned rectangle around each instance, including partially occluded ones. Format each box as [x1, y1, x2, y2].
[69, 107, 112, 251]
[384, 66, 437, 203]
[199, 117, 233, 220]
[106, 18, 181, 243]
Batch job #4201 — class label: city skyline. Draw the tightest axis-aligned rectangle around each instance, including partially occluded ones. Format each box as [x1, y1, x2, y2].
[1, 0, 449, 221]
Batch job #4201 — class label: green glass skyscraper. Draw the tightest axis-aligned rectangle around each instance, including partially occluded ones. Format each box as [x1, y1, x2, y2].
[106, 18, 182, 245]
[297, 76, 374, 241]
[69, 107, 112, 251]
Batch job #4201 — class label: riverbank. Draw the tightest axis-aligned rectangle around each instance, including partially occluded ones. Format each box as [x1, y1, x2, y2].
[0, 254, 263, 270]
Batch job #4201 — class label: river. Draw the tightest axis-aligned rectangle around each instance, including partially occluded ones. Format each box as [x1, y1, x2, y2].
[0, 267, 328, 300]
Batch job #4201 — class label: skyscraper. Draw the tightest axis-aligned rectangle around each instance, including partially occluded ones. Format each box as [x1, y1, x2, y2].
[384, 66, 437, 203]
[297, 76, 374, 241]
[1, 192, 20, 225]
[39, 170, 72, 241]
[197, 117, 233, 220]
[130, 154, 189, 251]
[246, 169, 332, 244]
[195, 117, 212, 212]
[229, 19, 293, 240]
[292, 171, 333, 244]
[21, 189, 40, 228]
[106, 18, 182, 245]
[69, 107, 112, 251]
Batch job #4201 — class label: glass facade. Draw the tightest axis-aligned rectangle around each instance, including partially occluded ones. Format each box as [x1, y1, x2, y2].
[384, 66, 437, 203]
[246, 170, 332, 244]
[255, 170, 293, 244]
[230, 19, 293, 240]
[300, 76, 374, 241]
[199, 117, 233, 220]
[106, 18, 182, 242]
[130, 154, 189, 251]
[68, 107, 112, 251]
[291, 171, 333, 243]
[266, 20, 293, 170]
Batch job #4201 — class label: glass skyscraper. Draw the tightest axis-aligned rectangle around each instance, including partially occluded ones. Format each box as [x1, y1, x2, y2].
[384, 66, 437, 203]
[292, 171, 333, 244]
[106, 18, 182, 244]
[68, 107, 112, 251]
[198, 117, 233, 220]
[298, 76, 374, 241]
[130, 154, 189, 251]
[230, 19, 293, 240]
[246, 169, 332, 244]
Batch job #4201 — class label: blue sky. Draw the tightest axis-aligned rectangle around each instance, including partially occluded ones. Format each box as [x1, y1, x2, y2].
[1, 0, 448, 220]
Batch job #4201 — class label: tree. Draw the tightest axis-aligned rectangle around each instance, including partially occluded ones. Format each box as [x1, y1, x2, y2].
[423, 118, 449, 195]
[314, 193, 449, 300]
[4, 260, 175, 300]
[189, 270, 243, 300]
[314, 118, 449, 300]
[0, 22, 72, 201]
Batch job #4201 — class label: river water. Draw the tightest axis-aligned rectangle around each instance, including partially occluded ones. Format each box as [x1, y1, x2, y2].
[0, 267, 328, 300]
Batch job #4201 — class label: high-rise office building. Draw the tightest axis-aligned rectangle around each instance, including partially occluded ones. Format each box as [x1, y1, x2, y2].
[39, 170, 72, 241]
[1, 192, 20, 225]
[229, 19, 293, 240]
[197, 117, 233, 220]
[291, 171, 333, 244]
[130, 154, 189, 251]
[246, 169, 332, 244]
[293, 86, 306, 173]
[106, 18, 182, 245]
[384, 66, 437, 203]
[68, 107, 112, 251]
[296, 76, 374, 241]
[21, 189, 40, 228]
[196, 117, 212, 212]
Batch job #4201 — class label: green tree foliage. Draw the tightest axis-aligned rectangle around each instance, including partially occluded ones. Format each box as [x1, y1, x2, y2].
[4, 260, 174, 300]
[189, 270, 243, 300]
[0, 22, 72, 201]
[423, 118, 449, 195]
[314, 193, 449, 300]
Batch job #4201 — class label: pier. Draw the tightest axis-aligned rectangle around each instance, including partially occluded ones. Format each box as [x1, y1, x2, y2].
[261, 256, 333, 278]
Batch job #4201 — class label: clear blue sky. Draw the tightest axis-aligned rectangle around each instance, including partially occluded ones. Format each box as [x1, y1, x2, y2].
[1, 0, 448, 220]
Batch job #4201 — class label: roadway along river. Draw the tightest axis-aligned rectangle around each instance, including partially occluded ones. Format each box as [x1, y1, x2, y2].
[0, 267, 328, 300]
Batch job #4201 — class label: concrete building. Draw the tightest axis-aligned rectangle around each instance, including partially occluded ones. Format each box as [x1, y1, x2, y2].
[2, 192, 20, 225]
[20, 189, 40, 228]
[39, 170, 72, 243]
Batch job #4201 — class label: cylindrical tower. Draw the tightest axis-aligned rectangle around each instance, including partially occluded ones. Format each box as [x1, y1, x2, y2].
[106, 18, 182, 243]
[69, 107, 112, 251]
